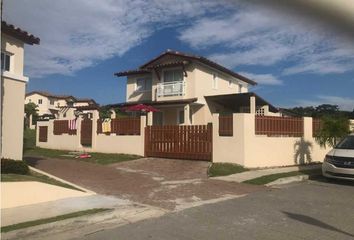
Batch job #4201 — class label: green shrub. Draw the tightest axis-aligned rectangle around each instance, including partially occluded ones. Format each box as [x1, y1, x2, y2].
[1, 159, 29, 175]
[208, 163, 248, 177]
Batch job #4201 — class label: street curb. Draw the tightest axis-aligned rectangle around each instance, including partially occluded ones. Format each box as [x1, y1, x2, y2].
[265, 175, 309, 187]
[29, 166, 95, 194]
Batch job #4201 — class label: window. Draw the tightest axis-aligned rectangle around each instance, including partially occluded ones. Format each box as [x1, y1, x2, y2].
[212, 73, 218, 89]
[238, 84, 242, 93]
[38, 99, 43, 104]
[136, 78, 152, 92]
[228, 78, 233, 87]
[50, 99, 54, 105]
[178, 109, 184, 125]
[163, 69, 183, 82]
[1, 52, 11, 72]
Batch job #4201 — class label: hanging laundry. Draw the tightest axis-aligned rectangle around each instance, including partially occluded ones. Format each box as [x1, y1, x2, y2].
[102, 119, 111, 133]
[68, 119, 77, 130]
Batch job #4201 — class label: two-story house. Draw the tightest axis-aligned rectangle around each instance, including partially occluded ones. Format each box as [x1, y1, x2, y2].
[1, 21, 40, 160]
[115, 50, 278, 125]
[25, 91, 98, 119]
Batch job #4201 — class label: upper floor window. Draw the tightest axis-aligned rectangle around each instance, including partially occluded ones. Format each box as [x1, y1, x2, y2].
[212, 73, 218, 89]
[1, 52, 11, 72]
[136, 77, 152, 92]
[238, 84, 242, 93]
[50, 99, 55, 105]
[38, 99, 43, 104]
[228, 78, 233, 87]
[163, 69, 183, 83]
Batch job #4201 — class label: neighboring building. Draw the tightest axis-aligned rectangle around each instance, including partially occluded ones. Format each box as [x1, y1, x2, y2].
[25, 91, 98, 119]
[1, 21, 40, 160]
[114, 50, 279, 125]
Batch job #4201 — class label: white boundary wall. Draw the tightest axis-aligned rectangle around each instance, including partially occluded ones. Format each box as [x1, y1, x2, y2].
[212, 113, 329, 168]
[37, 113, 146, 156]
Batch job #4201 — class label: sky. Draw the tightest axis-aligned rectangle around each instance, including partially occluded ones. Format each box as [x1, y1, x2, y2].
[4, 0, 354, 110]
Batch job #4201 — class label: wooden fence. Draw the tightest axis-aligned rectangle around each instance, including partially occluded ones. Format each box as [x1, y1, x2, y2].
[219, 115, 233, 136]
[145, 124, 212, 161]
[97, 117, 141, 135]
[53, 120, 77, 135]
[38, 126, 48, 142]
[255, 116, 303, 137]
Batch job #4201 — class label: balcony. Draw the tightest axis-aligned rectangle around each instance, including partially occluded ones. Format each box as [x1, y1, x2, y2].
[157, 81, 185, 97]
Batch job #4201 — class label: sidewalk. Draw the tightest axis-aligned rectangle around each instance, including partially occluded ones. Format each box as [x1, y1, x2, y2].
[1, 193, 124, 226]
[213, 164, 321, 183]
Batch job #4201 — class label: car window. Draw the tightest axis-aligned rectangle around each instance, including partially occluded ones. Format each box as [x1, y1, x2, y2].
[336, 136, 354, 150]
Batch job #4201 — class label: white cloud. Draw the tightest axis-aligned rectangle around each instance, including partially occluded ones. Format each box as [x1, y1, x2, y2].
[238, 72, 282, 85]
[296, 95, 354, 111]
[3, 0, 227, 78]
[179, 5, 354, 75]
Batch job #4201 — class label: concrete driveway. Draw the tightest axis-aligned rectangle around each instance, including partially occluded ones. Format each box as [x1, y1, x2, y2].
[26, 157, 264, 210]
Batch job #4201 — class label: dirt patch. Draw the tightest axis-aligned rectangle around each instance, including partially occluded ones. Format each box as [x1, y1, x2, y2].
[25, 157, 265, 210]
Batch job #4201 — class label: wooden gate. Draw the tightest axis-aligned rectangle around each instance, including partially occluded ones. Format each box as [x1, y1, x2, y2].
[145, 124, 212, 161]
[81, 118, 93, 146]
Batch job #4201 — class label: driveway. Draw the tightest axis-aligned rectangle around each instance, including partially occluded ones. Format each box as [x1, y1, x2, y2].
[26, 157, 264, 210]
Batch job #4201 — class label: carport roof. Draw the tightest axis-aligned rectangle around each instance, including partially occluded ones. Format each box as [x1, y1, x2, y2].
[205, 92, 278, 112]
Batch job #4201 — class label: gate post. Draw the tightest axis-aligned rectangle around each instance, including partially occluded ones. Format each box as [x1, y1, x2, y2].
[91, 110, 99, 150]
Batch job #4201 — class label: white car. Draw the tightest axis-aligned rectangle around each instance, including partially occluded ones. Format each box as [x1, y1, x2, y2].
[322, 134, 354, 181]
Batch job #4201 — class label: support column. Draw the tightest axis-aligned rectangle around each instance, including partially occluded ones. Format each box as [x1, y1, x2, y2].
[184, 104, 191, 125]
[147, 111, 153, 126]
[250, 96, 256, 114]
[303, 117, 313, 140]
[91, 110, 99, 150]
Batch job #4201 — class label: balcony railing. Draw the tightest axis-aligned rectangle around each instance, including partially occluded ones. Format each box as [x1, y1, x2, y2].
[157, 81, 185, 97]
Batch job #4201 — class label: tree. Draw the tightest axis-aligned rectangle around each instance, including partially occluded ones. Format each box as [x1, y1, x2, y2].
[24, 102, 38, 128]
[314, 116, 349, 148]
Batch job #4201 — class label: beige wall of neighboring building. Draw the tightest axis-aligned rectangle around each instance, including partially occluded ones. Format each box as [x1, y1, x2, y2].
[1, 33, 29, 160]
[25, 93, 53, 115]
[212, 114, 329, 168]
[37, 115, 146, 156]
[1, 78, 26, 160]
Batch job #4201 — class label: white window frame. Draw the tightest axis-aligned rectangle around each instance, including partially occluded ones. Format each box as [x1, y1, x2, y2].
[135, 77, 152, 92]
[1, 51, 13, 72]
[212, 73, 218, 89]
[161, 67, 184, 83]
[176, 108, 185, 125]
[38, 99, 43, 105]
[238, 83, 243, 93]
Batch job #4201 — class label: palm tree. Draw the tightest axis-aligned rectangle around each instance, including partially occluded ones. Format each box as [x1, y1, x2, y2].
[314, 116, 349, 148]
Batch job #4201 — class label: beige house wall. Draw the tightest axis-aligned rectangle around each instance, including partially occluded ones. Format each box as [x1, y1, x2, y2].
[25, 93, 53, 115]
[1, 33, 28, 160]
[37, 116, 146, 156]
[126, 62, 250, 105]
[212, 114, 329, 168]
[1, 35, 25, 76]
[1, 78, 26, 160]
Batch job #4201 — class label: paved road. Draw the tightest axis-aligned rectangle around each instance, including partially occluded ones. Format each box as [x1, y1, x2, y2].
[82, 179, 354, 240]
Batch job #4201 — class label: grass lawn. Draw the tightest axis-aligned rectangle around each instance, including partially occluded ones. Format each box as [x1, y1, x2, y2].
[243, 168, 322, 185]
[23, 128, 36, 152]
[1, 170, 82, 191]
[24, 147, 142, 165]
[1, 208, 111, 233]
[208, 163, 249, 177]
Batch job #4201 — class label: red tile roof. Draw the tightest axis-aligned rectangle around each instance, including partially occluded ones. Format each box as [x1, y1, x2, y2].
[2, 21, 40, 45]
[115, 49, 257, 85]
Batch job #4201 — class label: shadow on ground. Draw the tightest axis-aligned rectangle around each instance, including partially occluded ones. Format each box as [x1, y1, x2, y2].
[283, 211, 354, 238]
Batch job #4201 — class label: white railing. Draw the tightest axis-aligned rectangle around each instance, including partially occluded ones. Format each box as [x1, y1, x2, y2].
[157, 81, 185, 97]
